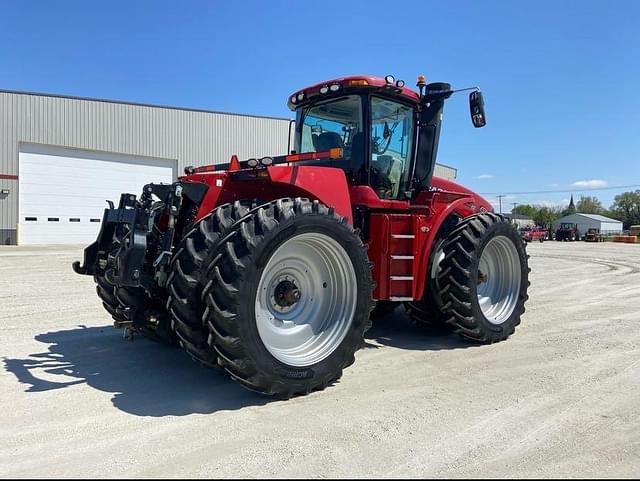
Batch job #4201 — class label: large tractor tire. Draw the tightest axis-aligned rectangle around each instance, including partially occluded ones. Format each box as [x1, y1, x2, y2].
[437, 213, 529, 343]
[94, 274, 176, 345]
[166, 201, 255, 367]
[202, 198, 374, 397]
[406, 238, 455, 333]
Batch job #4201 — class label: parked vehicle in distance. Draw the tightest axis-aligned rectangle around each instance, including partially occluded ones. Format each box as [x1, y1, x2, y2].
[520, 226, 546, 243]
[585, 228, 604, 242]
[556, 222, 580, 241]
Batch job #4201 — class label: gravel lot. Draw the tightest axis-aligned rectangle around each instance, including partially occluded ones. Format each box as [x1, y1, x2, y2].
[1, 241, 639, 478]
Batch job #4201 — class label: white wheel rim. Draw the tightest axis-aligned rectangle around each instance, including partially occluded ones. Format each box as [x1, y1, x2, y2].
[254, 232, 357, 367]
[476, 236, 522, 325]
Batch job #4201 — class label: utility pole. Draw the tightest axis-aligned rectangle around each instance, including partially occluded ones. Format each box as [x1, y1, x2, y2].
[497, 194, 505, 215]
[512, 202, 518, 224]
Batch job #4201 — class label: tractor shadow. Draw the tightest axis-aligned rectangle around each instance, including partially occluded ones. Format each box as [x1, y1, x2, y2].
[364, 307, 476, 351]
[4, 310, 473, 418]
[3, 325, 270, 417]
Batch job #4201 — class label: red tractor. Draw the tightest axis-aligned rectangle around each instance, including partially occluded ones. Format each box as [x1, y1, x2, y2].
[73, 75, 529, 397]
[555, 222, 580, 241]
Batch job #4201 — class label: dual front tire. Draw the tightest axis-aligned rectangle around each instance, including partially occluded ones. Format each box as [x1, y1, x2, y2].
[409, 213, 529, 343]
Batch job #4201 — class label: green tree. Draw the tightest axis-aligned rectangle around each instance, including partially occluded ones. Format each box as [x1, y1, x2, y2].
[611, 190, 640, 229]
[534, 206, 560, 228]
[513, 204, 537, 219]
[576, 195, 604, 214]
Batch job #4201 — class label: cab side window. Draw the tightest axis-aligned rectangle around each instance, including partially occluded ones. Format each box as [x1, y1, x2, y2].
[370, 97, 414, 199]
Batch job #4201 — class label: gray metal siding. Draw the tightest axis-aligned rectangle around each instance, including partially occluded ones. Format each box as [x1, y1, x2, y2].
[0, 91, 292, 232]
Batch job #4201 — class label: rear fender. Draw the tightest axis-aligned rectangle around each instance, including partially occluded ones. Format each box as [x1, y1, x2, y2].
[266, 166, 353, 223]
[193, 166, 353, 224]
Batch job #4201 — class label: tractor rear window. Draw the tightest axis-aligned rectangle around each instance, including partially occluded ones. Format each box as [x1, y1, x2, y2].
[294, 95, 363, 180]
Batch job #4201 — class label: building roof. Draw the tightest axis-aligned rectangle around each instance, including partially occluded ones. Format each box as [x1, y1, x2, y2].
[555, 213, 623, 224]
[573, 213, 623, 223]
[0, 88, 292, 122]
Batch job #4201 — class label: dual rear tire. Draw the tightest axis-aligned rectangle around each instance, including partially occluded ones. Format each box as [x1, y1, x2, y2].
[168, 198, 374, 397]
[166, 201, 256, 366]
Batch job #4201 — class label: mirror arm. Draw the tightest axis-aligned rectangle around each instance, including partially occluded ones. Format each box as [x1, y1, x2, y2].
[423, 86, 480, 103]
[451, 86, 480, 95]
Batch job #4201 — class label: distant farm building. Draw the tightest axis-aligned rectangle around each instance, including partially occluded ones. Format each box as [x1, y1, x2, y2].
[552, 213, 623, 235]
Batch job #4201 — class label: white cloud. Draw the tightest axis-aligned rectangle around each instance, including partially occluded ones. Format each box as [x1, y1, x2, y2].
[477, 174, 494, 179]
[571, 179, 608, 188]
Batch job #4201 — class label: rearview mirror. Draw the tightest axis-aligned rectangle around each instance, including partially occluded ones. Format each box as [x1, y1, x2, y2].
[469, 90, 486, 128]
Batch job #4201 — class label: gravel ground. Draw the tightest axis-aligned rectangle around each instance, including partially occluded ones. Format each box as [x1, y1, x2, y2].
[1, 241, 639, 478]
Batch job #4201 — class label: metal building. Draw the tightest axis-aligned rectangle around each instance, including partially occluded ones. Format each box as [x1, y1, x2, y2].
[0, 90, 457, 245]
[502, 212, 535, 228]
[552, 213, 623, 236]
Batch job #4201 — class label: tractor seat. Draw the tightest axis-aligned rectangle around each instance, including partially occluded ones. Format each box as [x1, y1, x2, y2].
[314, 132, 344, 151]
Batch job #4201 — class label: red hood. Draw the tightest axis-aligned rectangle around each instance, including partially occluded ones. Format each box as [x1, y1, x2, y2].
[431, 176, 493, 212]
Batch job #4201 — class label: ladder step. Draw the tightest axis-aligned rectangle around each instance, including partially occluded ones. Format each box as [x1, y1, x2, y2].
[392, 234, 415, 239]
[390, 276, 414, 281]
[390, 255, 414, 260]
[389, 296, 413, 302]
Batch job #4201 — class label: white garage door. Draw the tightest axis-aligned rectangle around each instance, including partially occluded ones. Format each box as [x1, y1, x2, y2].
[19, 145, 175, 245]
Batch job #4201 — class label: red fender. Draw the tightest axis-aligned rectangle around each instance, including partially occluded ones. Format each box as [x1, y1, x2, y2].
[191, 166, 353, 224]
[412, 194, 489, 300]
[267, 166, 353, 223]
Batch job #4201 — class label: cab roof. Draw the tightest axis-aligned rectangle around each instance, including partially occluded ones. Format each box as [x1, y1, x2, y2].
[287, 75, 421, 111]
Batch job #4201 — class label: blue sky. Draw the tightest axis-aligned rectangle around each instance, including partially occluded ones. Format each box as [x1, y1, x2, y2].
[1, 0, 638, 211]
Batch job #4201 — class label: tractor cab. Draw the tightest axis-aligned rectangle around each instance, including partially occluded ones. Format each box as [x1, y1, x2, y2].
[288, 75, 486, 201]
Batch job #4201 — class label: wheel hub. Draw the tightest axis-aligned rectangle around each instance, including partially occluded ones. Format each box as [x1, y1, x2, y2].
[272, 278, 301, 312]
[478, 270, 488, 284]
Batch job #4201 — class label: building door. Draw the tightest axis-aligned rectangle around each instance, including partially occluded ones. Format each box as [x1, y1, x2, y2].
[18, 145, 175, 245]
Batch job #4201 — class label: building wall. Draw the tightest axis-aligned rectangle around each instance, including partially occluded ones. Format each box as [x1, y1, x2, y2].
[0, 91, 292, 243]
[599, 222, 623, 234]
